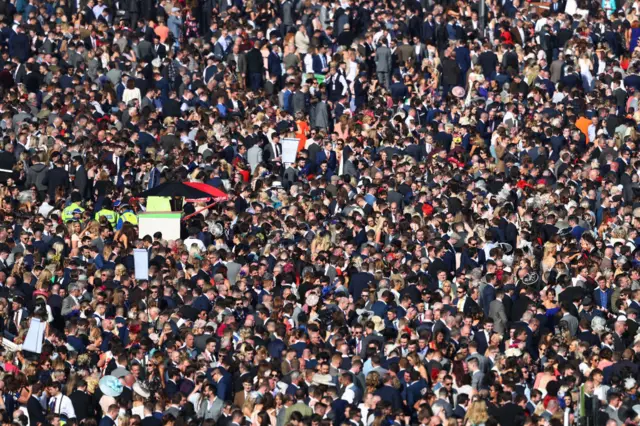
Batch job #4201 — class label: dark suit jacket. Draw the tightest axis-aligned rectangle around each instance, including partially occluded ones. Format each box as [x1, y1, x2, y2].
[482, 284, 496, 317]
[70, 390, 94, 421]
[463, 297, 480, 316]
[141, 417, 161, 426]
[9, 32, 30, 62]
[315, 150, 337, 172]
[74, 165, 90, 200]
[44, 166, 70, 200]
[99, 416, 116, 426]
[374, 385, 402, 410]
[474, 330, 491, 355]
[246, 48, 264, 74]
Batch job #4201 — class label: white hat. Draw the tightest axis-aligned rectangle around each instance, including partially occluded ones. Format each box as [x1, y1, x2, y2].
[371, 315, 385, 332]
[312, 373, 335, 387]
[133, 381, 151, 398]
[617, 315, 628, 323]
[307, 294, 319, 307]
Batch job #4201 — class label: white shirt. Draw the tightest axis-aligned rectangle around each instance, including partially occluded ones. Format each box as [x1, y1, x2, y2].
[49, 394, 76, 419]
[341, 384, 356, 403]
[184, 237, 206, 252]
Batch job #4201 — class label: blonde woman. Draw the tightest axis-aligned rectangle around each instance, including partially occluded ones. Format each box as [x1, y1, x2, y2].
[35, 269, 53, 290]
[406, 353, 429, 381]
[541, 242, 558, 275]
[67, 221, 83, 249]
[310, 232, 331, 256]
[464, 400, 490, 426]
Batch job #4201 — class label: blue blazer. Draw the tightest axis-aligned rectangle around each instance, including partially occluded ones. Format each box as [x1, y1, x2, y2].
[593, 288, 613, 310]
[315, 150, 337, 172]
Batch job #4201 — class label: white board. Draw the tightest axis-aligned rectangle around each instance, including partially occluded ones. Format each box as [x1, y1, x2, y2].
[138, 212, 182, 241]
[134, 249, 149, 280]
[22, 318, 45, 353]
[281, 138, 299, 165]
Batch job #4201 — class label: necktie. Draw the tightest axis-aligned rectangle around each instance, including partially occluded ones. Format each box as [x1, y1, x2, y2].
[49, 398, 56, 413]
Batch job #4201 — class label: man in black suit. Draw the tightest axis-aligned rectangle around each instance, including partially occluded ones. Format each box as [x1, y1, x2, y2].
[0, 143, 16, 183]
[12, 58, 26, 85]
[69, 379, 94, 422]
[452, 394, 470, 419]
[246, 41, 264, 91]
[152, 37, 167, 59]
[72, 156, 90, 200]
[576, 318, 600, 347]
[84, 30, 99, 50]
[43, 157, 70, 201]
[474, 319, 494, 355]
[141, 403, 162, 426]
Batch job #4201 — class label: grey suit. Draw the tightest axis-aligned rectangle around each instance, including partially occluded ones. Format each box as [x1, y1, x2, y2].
[560, 312, 578, 337]
[375, 45, 392, 89]
[226, 52, 247, 75]
[197, 397, 223, 421]
[164, 407, 180, 419]
[488, 299, 508, 334]
[467, 353, 491, 374]
[343, 159, 357, 179]
[603, 405, 623, 425]
[471, 370, 484, 391]
[226, 261, 241, 286]
[92, 237, 105, 254]
[86, 58, 100, 82]
[292, 91, 306, 114]
[137, 40, 155, 62]
[282, 0, 294, 27]
[433, 398, 453, 417]
[550, 59, 564, 83]
[283, 166, 299, 189]
[247, 144, 263, 172]
[313, 101, 330, 130]
[61, 295, 81, 317]
[106, 69, 122, 86]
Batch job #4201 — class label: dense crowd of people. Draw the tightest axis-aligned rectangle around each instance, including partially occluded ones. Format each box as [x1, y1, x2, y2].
[1, 0, 640, 424]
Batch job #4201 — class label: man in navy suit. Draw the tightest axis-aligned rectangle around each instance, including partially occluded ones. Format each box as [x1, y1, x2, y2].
[453, 394, 469, 419]
[268, 325, 287, 360]
[99, 404, 119, 426]
[212, 368, 232, 401]
[315, 141, 337, 173]
[9, 26, 30, 63]
[481, 274, 497, 317]
[593, 278, 613, 312]
[406, 370, 428, 409]
[312, 47, 329, 74]
[374, 374, 403, 410]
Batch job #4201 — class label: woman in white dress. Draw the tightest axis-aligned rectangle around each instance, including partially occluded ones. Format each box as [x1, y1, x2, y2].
[579, 52, 594, 92]
[465, 65, 485, 105]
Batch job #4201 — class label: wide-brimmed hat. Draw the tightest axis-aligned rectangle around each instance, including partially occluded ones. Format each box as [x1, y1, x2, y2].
[371, 315, 385, 332]
[452, 86, 466, 98]
[133, 381, 151, 399]
[99, 376, 123, 397]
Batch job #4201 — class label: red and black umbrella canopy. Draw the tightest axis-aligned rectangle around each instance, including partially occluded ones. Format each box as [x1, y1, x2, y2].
[138, 182, 228, 200]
